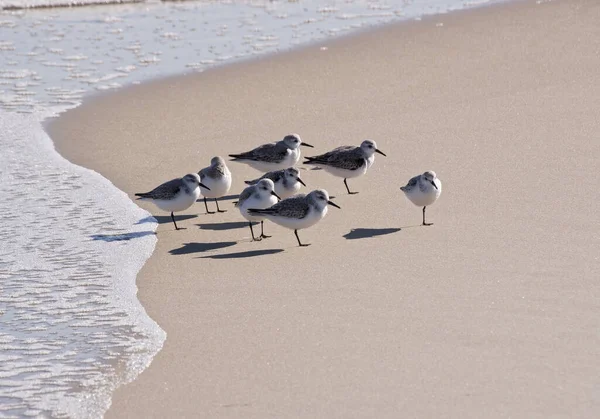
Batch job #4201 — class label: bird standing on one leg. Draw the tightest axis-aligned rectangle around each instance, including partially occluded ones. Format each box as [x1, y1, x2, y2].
[198, 156, 232, 214]
[229, 134, 314, 172]
[248, 189, 340, 247]
[303, 139, 386, 194]
[236, 179, 281, 241]
[400, 171, 442, 226]
[135, 173, 209, 230]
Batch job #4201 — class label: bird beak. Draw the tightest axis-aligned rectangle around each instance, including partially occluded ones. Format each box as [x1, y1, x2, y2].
[327, 200, 341, 209]
[375, 149, 387, 156]
[297, 177, 307, 187]
[271, 191, 282, 200]
[200, 182, 210, 190]
[300, 142, 314, 148]
[431, 181, 438, 190]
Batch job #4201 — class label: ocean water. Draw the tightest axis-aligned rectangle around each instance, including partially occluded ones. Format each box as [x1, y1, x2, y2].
[0, 0, 505, 417]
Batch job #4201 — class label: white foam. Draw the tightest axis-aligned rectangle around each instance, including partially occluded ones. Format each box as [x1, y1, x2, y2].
[0, 109, 165, 417]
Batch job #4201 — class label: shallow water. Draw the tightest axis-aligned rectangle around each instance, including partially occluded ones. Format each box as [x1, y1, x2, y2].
[0, 0, 506, 417]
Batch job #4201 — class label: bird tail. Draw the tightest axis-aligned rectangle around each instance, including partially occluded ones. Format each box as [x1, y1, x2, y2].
[134, 192, 150, 199]
[244, 180, 255, 185]
[228, 154, 243, 161]
[247, 208, 272, 216]
[303, 156, 323, 165]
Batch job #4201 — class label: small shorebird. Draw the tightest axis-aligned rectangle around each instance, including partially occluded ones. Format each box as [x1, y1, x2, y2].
[236, 179, 281, 241]
[135, 173, 209, 230]
[244, 167, 306, 200]
[303, 139, 386, 194]
[248, 189, 340, 247]
[229, 134, 314, 172]
[198, 156, 232, 214]
[400, 171, 442, 226]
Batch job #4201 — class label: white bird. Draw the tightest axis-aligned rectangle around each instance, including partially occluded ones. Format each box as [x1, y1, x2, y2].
[303, 139, 386, 194]
[236, 179, 281, 241]
[400, 170, 442, 226]
[198, 156, 232, 214]
[229, 134, 314, 172]
[247, 189, 340, 247]
[135, 173, 209, 230]
[244, 167, 306, 200]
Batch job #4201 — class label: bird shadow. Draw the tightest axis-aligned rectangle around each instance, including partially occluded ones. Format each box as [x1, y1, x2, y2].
[199, 249, 284, 259]
[343, 228, 402, 240]
[136, 214, 198, 225]
[169, 241, 237, 255]
[197, 221, 251, 231]
[91, 231, 156, 242]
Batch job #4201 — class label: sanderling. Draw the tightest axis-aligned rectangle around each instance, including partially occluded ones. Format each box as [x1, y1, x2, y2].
[135, 173, 209, 230]
[198, 156, 232, 214]
[400, 171, 442, 226]
[303, 139, 386, 194]
[244, 167, 306, 200]
[236, 179, 281, 241]
[248, 189, 340, 247]
[229, 134, 314, 172]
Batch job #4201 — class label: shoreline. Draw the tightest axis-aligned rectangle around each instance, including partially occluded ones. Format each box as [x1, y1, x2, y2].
[48, 0, 600, 417]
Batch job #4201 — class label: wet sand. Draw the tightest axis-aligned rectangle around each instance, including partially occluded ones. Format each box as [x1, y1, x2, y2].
[48, 0, 600, 417]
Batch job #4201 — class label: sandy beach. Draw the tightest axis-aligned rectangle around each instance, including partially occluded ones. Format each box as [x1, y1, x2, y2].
[48, 0, 600, 417]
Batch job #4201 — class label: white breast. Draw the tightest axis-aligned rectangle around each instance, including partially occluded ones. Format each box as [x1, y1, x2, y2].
[239, 194, 278, 222]
[201, 171, 232, 199]
[153, 187, 200, 213]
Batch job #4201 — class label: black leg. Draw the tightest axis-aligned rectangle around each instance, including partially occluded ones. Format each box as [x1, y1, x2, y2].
[422, 206, 433, 226]
[344, 178, 358, 195]
[204, 197, 215, 214]
[249, 221, 261, 241]
[260, 221, 271, 239]
[171, 212, 180, 230]
[215, 198, 227, 213]
[295, 229, 310, 247]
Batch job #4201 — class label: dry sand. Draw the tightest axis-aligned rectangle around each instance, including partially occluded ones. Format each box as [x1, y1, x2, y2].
[48, 0, 600, 417]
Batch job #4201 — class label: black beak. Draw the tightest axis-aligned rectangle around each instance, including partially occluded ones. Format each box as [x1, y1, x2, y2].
[375, 149, 387, 157]
[301, 142, 314, 148]
[297, 177, 307, 187]
[430, 181, 438, 190]
[271, 191, 282, 200]
[200, 182, 210, 191]
[327, 200, 341, 209]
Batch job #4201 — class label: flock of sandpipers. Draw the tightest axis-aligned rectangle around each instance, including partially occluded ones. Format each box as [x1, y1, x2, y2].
[135, 134, 442, 247]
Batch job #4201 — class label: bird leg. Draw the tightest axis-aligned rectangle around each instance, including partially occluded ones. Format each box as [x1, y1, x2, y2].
[215, 198, 227, 213]
[260, 221, 271, 239]
[204, 197, 215, 214]
[249, 222, 261, 241]
[422, 206, 433, 226]
[344, 178, 358, 195]
[295, 229, 310, 247]
[171, 212, 181, 230]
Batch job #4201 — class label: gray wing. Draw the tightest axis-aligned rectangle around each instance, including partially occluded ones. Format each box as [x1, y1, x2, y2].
[245, 169, 284, 185]
[236, 185, 255, 207]
[265, 195, 310, 219]
[305, 147, 366, 170]
[138, 178, 182, 200]
[400, 175, 419, 192]
[261, 170, 284, 182]
[199, 165, 223, 180]
[230, 142, 287, 163]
